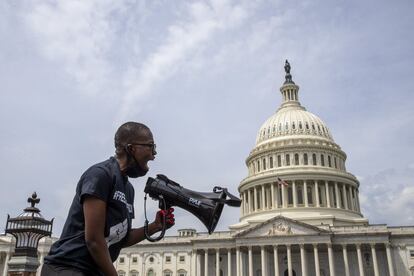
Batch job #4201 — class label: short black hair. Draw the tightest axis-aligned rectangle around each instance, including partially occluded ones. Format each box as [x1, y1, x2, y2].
[114, 122, 151, 155]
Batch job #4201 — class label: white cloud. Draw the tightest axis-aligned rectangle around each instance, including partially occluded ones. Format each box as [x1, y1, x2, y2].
[117, 0, 250, 121]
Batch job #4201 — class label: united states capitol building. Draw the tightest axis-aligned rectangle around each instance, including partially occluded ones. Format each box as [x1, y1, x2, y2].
[1, 62, 414, 276]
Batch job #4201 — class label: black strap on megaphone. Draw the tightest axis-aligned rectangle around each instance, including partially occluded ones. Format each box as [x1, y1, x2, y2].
[143, 194, 167, 242]
[212, 186, 242, 207]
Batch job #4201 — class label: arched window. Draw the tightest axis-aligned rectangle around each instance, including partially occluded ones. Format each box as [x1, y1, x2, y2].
[147, 269, 154, 276]
[163, 270, 172, 276]
[299, 121, 303, 129]
[312, 123, 316, 130]
[263, 158, 266, 170]
[269, 157, 274, 168]
[328, 156, 332, 167]
[334, 157, 337, 168]
[321, 154, 325, 166]
[287, 186, 293, 205]
[177, 269, 187, 276]
[305, 122, 309, 129]
[277, 155, 282, 167]
[118, 271, 126, 276]
[257, 161, 260, 172]
[312, 154, 317, 165]
[304, 153, 308, 165]
[297, 185, 303, 205]
[285, 154, 290, 166]
[294, 154, 299, 165]
[285, 122, 289, 130]
[292, 122, 296, 130]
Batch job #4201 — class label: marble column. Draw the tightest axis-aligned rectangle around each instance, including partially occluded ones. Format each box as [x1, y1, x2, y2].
[327, 244, 335, 276]
[227, 249, 232, 276]
[293, 181, 297, 207]
[262, 185, 266, 210]
[356, 244, 365, 276]
[325, 181, 331, 208]
[282, 185, 287, 208]
[342, 184, 348, 209]
[287, 245, 292, 276]
[313, 244, 320, 276]
[315, 181, 320, 207]
[248, 246, 253, 276]
[335, 182, 340, 208]
[342, 244, 350, 276]
[371, 244, 379, 276]
[386, 244, 395, 276]
[304, 181, 308, 207]
[236, 247, 240, 276]
[300, 244, 307, 276]
[271, 182, 275, 209]
[248, 189, 252, 213]
[261, 246, 267, 276]
[216, 249, 220, 276]
[205, 250, 209, 276]
[2, 252, 10, 276]
[254, 188, 258, 211]
[274, 245, 280, 276]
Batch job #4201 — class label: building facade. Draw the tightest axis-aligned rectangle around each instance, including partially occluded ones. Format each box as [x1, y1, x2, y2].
[1, 62, 414, 275]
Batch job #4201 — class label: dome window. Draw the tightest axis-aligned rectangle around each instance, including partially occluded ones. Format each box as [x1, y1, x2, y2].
[292, 122, 296, 130]
[269, 157, 274, 168]
[304, 154, 308, 165]
[312, 123, 315, 130]
[328, 156, 332, 167]
[321, 154, 325, 166]
[299, 121, 302, 129]
[305, 122, 309, 129]
[263, 158, 267, 170]
[273, 126, 276, 133]
[257, 161, 260, 172]
[279, 124, 282, 131]
[277, 155, 281, 167]
[294, 154, 299, 165]
[312, 154, 317, 165]
[334, 157, 337, 168]
[317, 125, 321, 132]
[285, 154, 290, 166]
[297, 185, 304, 205]
[285, 122, 289, 130]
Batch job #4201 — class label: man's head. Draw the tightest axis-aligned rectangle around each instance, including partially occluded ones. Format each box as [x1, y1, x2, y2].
[114, 122, 157, 178]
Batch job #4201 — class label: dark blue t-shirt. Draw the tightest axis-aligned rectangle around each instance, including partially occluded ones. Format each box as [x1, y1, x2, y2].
[44, 157, 135, 275]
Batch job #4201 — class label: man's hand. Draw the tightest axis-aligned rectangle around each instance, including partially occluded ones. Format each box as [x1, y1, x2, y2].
[154, 207, 175, 231]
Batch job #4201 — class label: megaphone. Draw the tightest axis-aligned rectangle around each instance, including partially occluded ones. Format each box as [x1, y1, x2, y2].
[143, 174, 241, 242]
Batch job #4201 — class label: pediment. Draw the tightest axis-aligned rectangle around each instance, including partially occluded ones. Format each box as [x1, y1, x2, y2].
[234, 216, 329, 238]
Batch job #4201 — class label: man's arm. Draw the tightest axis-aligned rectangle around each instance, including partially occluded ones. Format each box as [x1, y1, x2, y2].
[83, 196, 118, 276]
[123, 208, 175, 247]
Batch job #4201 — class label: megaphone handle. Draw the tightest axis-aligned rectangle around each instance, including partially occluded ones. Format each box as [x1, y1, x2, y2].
[144, 195, 167, 242]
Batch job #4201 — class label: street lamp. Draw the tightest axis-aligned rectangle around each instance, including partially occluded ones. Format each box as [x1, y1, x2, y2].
[5, 192, 53, 275]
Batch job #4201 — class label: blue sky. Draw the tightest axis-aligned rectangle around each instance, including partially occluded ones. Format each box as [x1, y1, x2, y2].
[1, 0, 413, 236]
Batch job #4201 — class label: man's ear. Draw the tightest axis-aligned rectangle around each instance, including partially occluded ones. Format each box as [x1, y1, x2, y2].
[125, 144, 134, 155]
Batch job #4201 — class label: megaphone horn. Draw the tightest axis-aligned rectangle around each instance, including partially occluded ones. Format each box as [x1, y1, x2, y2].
[143, 174, 241, 242]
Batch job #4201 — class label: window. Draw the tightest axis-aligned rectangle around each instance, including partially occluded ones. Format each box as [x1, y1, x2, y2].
[263, 158, 266, 170]
[277, 155, 281, 167]
[334, 157, 337, 168]
[130, 271, 139, 276]
[132, 257, 138, 263]
[164, 270, 172, 276]
[285, 154, 290, 166]
[410, 250, 414, 258]
[297, 185, 303, 205]
[257, 161, 260, 172]
[307, 185, 313, 205]
[299, 121, 303, 129]
[178, 270, 187, 276]
[305, 122, 309, 129]
[312, 123, 315, 130]
[179, 255, 185, 262]
[118, 271, 126, 276]
[149, 257, 154, 263]
[269, 157, 273, 168]
[328, 156, 332, 167]
[288, 186, 293, 205]
[166, 256, 171, 263]
[147, 269, 154, 276]
[312, 154, 317, 165]
[119, 257, 125, 264]
[321, 154, 325, 166]
[285, 122, 289, 130]
[304, 153, 308, 165]
[292, 122, 296, 130]
[294, 154, 299, 165]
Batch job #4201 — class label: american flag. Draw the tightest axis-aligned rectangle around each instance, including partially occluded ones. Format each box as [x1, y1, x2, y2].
[276, 177, 289, 187]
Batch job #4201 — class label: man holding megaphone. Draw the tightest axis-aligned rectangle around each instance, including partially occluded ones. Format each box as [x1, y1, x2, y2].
[42, 122, 175, 276]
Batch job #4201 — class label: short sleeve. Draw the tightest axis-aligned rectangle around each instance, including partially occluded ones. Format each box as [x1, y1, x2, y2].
[78, 166, 112, 204]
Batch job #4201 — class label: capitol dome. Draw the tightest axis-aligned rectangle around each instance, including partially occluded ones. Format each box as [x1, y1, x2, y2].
[231, 61, 367, 230]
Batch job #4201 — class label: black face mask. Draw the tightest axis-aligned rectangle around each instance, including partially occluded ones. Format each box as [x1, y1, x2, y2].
[125, 146, 148, 178]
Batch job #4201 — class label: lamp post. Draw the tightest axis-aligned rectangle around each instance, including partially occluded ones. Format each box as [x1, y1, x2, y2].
[5, 192, 53, 276]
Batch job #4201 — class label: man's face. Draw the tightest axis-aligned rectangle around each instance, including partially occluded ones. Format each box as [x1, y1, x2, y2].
[128, 130, 157, 175]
